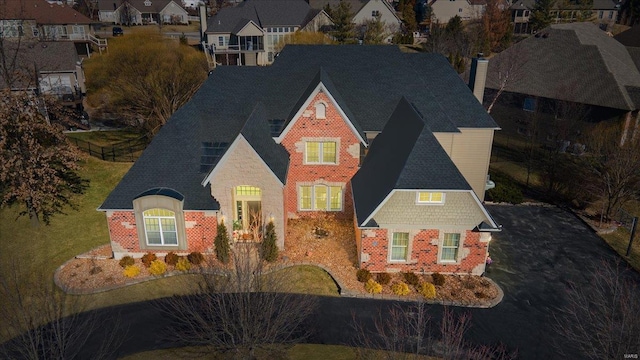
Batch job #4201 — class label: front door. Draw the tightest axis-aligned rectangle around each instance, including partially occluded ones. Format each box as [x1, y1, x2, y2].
[234, 186, 262, 241]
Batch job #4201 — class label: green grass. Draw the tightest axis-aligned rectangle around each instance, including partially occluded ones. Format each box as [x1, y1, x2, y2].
[272, 265, 339, 296]
[66, 129, 142, 146]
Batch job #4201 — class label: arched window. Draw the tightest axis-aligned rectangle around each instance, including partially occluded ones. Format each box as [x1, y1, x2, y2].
[143, 208, 178, 245]
[315, 102, 326, 119]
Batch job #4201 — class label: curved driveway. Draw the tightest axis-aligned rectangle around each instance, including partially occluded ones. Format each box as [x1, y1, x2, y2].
[67, 206, 640, 359]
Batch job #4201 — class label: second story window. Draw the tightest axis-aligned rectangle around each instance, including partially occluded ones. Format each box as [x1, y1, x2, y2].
[416, 192, 444, 204]
[305, 141, 337, 164]
[372, 10, 380, 17]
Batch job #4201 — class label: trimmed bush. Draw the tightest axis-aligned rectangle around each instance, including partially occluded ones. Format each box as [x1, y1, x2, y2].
[432, 272, 446, 286]
[119, 256, 135, 268]
[418, 282, 436, 299]
[165, 251, 179, 266]
[123, 265, 140, 278]
[148, 260, 167, 276]
[141, 253, 157, 268]
[356, 268, 372, 283]
[365, 279, 382, 294]
[175, 257, 191, 272]
[215, 221, 231, 264]
[391, 282, 411, 296]
[261, 221, 279, 262]
[187, 251, 204, 265]
[376, 272, 391, 285]
[402, 272, 420, 286]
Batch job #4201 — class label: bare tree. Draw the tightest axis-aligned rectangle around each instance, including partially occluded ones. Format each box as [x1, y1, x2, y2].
[0, 263, 125, 359]
[553, 259, 640, 359]
[485, 47, 529, 114]
[157, 245, 317, 359]
[352, 303, 516, 359]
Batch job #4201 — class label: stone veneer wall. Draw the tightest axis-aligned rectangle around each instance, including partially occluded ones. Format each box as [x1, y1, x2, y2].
[360, 229, 488, 275]
[281, 90, 361, 220]
[106, 210, 217, 259]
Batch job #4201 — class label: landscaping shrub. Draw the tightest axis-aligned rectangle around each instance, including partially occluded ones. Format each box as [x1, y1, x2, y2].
[475, 291, 488, 299]
[261, 221, 279, 262]
[141, 253, 157, 268]
[376, 272, 391, 285]
[432, 272, 446, 286]
[402, 272, 420, 286]
[486, 171, 523, 204]
[123, 265, 140, 278]
[175, 257, 191, 272]
[148, 260, 167, 276]
[215, 221, 231, 264]
[365, 279, 382, 294]
[187, 251, 204, 265]
[418, 282, 436, 299]
[119, 256, 135, 268]
[356, 268, 372, 283]
[391, 282, 410, 296]
[165, 251, 179, 266]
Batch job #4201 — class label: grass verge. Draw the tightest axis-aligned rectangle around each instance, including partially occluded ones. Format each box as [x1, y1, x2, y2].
[601, 229, 640, 272]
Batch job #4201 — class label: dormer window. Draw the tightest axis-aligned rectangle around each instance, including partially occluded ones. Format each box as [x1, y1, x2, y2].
[416, 192, 444, 204]
[315, 102, 326, 119]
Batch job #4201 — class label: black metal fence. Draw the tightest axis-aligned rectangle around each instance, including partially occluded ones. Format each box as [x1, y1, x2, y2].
[68, 135, 149, 162]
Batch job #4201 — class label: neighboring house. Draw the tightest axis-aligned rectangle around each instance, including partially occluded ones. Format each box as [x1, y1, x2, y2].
[485, 23, 640, 147]
[511, 0, 619, 34]
[98, 0, 188, 25]
[100, 45, 500, 276]
[0, 0, 106, 56]
[429, 0, 486, 24]
[201, 0, 332, 66]
[0, 41, 86, 108]
[308, 0, 402, 40]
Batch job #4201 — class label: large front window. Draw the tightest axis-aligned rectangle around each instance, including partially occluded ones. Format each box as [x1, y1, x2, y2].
[305, 141, 337, 164]
[143, 209, 178, 246]
[391, 232, 409, 261]
[299, 185, 342, 211]
[440, 233, 460, 262]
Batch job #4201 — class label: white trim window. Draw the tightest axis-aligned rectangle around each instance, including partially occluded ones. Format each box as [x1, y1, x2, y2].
[315, 102, 326, 119]
[416, 191, 444, 204]
[299, 185, 342, 211]
[440, 233, 460, 262]
[390, 232, 409, 261]
[143, 208, 178, 246]
[305, 141, 337, 164]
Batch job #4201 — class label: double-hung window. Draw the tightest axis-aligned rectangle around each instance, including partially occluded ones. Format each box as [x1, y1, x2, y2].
[299, 185, 342, 211]
[416, 192, 444, 204]
[390, 232, 409, 261]
[440, 233, 460, 262]
[305, 141, 337, 164]
[143, 209, 178, 246]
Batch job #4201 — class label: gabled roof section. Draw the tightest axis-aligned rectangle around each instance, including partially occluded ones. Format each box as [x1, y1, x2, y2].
[232, 18, 263, 35]
[205, 0, 318, 33]
[615, 26, 640, 48]
[486, 22, 640, 110]
[308, 0, 368, 14]
[277, 67, 367, 144]
[239, 103, 290, 184]
[351, 97, 471, 226]
[3, 0, 94, 24]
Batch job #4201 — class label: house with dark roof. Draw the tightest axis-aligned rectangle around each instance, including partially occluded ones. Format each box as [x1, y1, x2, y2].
[511, 0, 619, 34]
[0, 0, 106, 56]
[100, 45, 500, 275]
[485, 23, 640, 146]
[97, 0, 188, 25]
[201, 0, 332, 66]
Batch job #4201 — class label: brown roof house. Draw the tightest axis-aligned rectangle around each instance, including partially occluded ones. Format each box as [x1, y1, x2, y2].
[97, 0, 189, 25]
[485, 22, 640, 147]
[0, 0, 106, 56]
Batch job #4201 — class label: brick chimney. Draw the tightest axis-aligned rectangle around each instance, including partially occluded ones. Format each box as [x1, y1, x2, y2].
[468, 53, 489, 104]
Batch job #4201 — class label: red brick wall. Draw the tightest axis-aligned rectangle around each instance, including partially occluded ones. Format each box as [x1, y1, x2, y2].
[360, 229, 488, 274]
[281, 91, 361, 220]
[106, 211, 217, 255]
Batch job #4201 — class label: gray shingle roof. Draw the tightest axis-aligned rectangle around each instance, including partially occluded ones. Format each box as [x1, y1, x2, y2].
[101, 45, 496, 210]
[97, 0, 185, 13]
[615, 26, 640, 47]
[308, 0, 368, 14]
[486, 22, 640, 110]
[205, 0, 317, 33]
[510, 0, 617, 10]
[351, 97, 472, 227]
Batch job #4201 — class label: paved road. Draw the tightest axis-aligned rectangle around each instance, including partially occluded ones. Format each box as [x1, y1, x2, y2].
[9, 205, 637, 359]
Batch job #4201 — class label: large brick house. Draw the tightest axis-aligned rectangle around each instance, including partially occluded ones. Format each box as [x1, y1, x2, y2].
[99, 45, 500, 275]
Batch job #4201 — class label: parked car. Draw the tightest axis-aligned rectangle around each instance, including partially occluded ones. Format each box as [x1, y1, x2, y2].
[112, 27, 124, 36]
